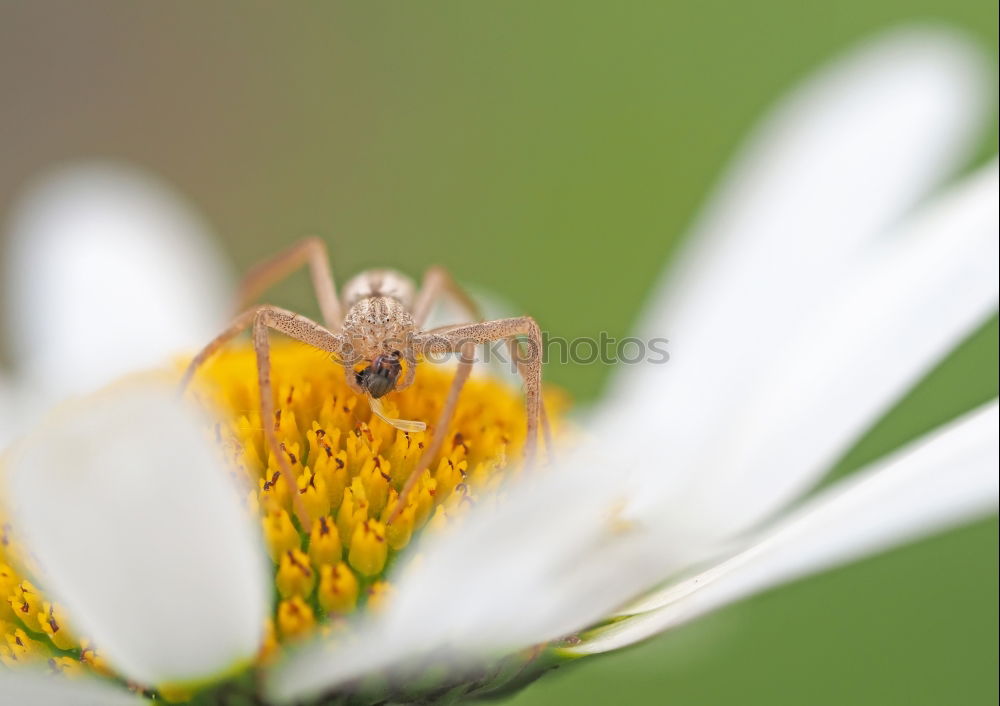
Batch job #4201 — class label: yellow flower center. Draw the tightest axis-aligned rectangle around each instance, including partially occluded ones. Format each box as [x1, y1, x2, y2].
[1, 341, 562, 697]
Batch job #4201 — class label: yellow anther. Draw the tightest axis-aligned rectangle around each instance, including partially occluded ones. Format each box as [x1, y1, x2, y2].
[48, 655, 84, 677]
[385, 432, 421, 486]
[273, 401, 301, 441]
[336, 479, 369, 543]
[434, 457, 468, 499]
[308, 424, 342, 472]
[0, 566, 17, 622]
[275, 549, 315, 599]
[359, 456, 391, 515]
[346, 423, 382, 463]
[412, 474, 438, 528]
[236, 416, 265, 473]
[9, 581, 43, 633]
[277, 596, 314, 641]
[348, 520, 387, 577]
[4, 627, 46, 663]
[366, 581, 393, 614]
[428, 504, 450, 533]
[318, 562, 359, 615]
[39, 602, 77, 650]
[0, 563, 16, 596]
[259, 468, 291, 512]
[297, 469, 331, 520]
[262, 509, 300, 562]
[382, 492, 416, 551]
[308, 516, 342, 567]
[317, 449, 350, 509]
[79, 640, 113, 676]
[268, 439, 302, 479]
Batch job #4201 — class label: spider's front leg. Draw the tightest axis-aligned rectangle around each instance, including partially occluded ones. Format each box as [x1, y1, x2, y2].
[181, 304, 346, 526]
[407, 265, 552, 454]
[418, 317, 544, 464]
[388, 317, 543, 518]
[410, 265, 483, 327]
[234, 236, 342, 329]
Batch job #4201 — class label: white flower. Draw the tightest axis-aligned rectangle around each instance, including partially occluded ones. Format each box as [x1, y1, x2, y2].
[1, 27, 997, 705]
[0, 163, 234, 444]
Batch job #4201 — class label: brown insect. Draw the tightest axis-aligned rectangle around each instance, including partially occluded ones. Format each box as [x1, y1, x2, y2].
[180, 238, 549, 524]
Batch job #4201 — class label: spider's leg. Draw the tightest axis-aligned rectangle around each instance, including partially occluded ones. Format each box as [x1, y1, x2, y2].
[389, 317, 543, 517]
[235, 236, 342, 328]
[409, 265, 552, 444]
[388, 341, 475, 523]
[392, 264, 482, 394]
[182, 304, 345, 526]
[410, 265, 483, 328]
[505, 337, 554, 461]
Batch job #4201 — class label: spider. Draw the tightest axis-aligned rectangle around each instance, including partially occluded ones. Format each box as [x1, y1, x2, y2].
[180, 238, 549, 524]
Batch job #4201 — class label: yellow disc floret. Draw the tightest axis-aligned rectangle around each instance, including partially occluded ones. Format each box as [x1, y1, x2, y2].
[192, 341, 555, 639]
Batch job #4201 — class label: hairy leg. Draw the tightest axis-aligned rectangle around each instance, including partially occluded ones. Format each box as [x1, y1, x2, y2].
[386, 266, 484, 521]
[388, 317, 543, 516]
[506, 337, 554, 460]
[234, 236, 342, 329]
[411, 266, 552, 453]
[388, 342, 475, 523]
[251, 311, 309, 525]
[388, 267, 484, 522]
[410, 265, 483, 328]
[179, 304, 344, 391]
[180, 305, 345, 525]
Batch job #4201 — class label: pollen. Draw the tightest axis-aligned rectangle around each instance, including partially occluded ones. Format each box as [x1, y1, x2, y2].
[0, 340, 563, 695]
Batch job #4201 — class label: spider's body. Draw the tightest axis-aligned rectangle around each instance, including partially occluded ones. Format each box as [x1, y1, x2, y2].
[341, 268, 415, 308]
[343, 287, 416, 373]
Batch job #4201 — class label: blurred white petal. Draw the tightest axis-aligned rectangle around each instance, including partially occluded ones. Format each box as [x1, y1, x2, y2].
[3, 382, 270, 686]
[267, 442, 718, 702]
[606, 29, 988, 485]
[572, 401, 999, 654]
[0, 670, 142, 706]
[677, 160, 998, 536]
[0, 371, 14, 446]
[3, 162, 233, 401]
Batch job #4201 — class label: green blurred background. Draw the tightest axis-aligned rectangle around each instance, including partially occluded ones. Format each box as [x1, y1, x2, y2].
[1, 2, 996, 704]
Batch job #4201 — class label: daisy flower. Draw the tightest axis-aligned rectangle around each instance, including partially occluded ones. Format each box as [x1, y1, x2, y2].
[0, 27, 996, 705]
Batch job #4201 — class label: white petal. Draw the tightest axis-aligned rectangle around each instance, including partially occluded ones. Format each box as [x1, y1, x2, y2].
[667, 159, 998, 538]
[3, 162, 233, 401]
[267, 442, 719, 702]
[0, 670, 143, 706]
[2, 381, 270, 687]
[0, 372, 15, 446]
[606, 28, 988, 484]
[571, 401, 999, 654]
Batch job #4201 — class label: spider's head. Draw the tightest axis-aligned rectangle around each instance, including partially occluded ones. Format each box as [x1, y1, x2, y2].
[355, 351, 402, 398]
